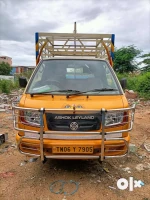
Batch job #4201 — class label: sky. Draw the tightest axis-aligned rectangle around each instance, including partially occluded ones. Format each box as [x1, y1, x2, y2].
[0, 0, 150, 66]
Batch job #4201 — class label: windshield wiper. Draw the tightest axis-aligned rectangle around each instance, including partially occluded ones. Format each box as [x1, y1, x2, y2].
[67, 88, 118, 98]
[30, 90, 80, 97]
[30, 88, 117, 97]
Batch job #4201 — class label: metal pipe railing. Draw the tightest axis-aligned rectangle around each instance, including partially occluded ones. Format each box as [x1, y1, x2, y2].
[12, 104, 135, 161]
[39, 108, 44, 161]
[101, 108, 106, 161]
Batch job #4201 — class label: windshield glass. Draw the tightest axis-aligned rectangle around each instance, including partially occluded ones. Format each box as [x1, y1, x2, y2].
[26, 59, 120, 95]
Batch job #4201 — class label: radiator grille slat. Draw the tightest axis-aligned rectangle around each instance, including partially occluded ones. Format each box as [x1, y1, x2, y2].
[46, 113, 101, 131]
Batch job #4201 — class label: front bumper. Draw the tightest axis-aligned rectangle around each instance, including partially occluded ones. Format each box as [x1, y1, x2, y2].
[16, 133, 130, 160]
[13, 105, 135, 161]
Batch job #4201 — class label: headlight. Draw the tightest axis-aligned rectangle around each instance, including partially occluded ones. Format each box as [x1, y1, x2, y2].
[20, 110, 40, 126]
[105, 111, 124, 127]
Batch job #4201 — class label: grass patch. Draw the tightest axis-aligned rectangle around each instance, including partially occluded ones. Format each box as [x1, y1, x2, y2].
[117, 72, 150, 99]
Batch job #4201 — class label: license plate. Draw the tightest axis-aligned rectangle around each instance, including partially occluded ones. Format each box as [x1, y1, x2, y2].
[52, 146, 93, 154]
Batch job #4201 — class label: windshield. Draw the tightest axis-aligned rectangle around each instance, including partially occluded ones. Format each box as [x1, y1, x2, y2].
[26, 59, 120, 95]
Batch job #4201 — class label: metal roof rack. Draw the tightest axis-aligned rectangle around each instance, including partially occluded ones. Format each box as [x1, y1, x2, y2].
[35, 22, 115, 66]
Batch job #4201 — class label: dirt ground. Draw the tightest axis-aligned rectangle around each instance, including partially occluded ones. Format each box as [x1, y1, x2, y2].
[0, 102, 150, 200]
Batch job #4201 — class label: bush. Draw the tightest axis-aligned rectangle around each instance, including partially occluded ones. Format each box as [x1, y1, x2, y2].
[0, 80, 11, 94]
[126, 76, 138, 90]
[0, 79, 19, 94]
[117, 72, 150, 99]
[117, 73, 138, 90]
[135, 72, 150, 99]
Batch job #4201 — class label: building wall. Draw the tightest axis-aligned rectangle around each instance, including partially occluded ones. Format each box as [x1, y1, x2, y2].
[0, 56, 12, 66]
[0, 75, 14, 82]
[10, 67, 16, 75]
[10, 66, 35, 75]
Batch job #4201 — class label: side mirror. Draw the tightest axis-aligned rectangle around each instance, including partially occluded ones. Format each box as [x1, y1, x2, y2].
[120, 78, 127, 90]
[19, 77, 27, 88]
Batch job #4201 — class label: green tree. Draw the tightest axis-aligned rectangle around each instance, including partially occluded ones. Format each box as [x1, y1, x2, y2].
[0, 62, 12, 75]
[114, 45, 141, 73]
[138, 53, 150, 72]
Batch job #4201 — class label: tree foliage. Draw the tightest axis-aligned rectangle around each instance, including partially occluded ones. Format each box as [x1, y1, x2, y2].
[138, 53, 150, 72]
[113, 45, 141, 73]
[0, 62, 12, 75]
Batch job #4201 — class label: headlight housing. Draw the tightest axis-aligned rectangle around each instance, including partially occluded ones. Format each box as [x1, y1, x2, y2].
[20, 110, 40, 127]
[105, 111, 126, 127]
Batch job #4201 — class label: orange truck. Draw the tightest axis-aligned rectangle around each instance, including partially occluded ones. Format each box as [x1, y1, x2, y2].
[12, 27, 135, 162]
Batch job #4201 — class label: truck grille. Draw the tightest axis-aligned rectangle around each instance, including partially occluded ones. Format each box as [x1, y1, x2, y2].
[45, 113, 101, 131]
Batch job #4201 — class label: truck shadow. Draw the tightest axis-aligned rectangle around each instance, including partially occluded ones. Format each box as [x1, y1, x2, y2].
[40, 158, 105, 175]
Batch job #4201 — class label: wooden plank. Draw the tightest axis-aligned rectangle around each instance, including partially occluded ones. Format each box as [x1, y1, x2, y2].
[42, 52, 102, 56]
[78, 39, 84, 47]
[45, 45, 96, 47]
[44, 47, 111, 51]
[38, 38, 111, 43]
[38, 33, 112, 40]
[62, 39, 69, 48]
[46, 38, 54, 46]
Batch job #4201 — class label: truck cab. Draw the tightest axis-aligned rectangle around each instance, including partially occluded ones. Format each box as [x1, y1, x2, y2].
[13, 31, 135, 162]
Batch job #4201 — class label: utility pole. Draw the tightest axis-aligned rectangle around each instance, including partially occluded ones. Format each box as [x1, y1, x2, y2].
[74, 22, 77, 52]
